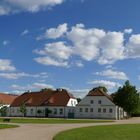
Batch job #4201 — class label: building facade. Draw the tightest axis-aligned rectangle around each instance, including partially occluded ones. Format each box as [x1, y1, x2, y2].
[75, 88, 126, 119]
[9, 89, 78, 118]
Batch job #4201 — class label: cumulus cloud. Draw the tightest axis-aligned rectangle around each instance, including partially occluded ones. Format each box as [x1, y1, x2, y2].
[34, 42, 72, 60]
[124, 28, 133, 34]
[0, 59, 16, 71]
[88, 80, 121, 90]
[67, 24, 126, 64]
[98, 31, 125, 64]
[95, 69, 128, 80]
[67, 24, 105, 61]
[34, 41, 72, 67]
[0, 0, 64, 15]
[37, 23, 68, 40]
[34, 56, 69, 67]
[125, 34, 140, 58]
[35, 23, 140, 67]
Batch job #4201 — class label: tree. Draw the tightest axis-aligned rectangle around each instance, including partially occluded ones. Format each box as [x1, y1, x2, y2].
[77, 98, 81, 103]
[113, 80, 139, 115]
[37, 109, 42, 117]
[98, 86, 108, 93]
[0, 106, 7, 116]
[45, 108, 52, 117]
[20, 102, 26, 117]
[40, 88, 53, 92]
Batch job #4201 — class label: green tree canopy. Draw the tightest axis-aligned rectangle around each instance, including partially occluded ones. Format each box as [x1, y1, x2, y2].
[98, 86, 108, 93]
[113, 80, 139, 114]
[20, 102, 26, 117]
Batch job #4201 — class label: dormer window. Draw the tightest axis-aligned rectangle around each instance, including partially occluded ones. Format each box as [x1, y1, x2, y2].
[98, 100, 102, 104]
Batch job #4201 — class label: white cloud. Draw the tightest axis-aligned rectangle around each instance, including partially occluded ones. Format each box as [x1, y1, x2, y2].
[0, 0, 64, 15]
[34, 56, 69, 67]
[21, 29, 29, 36]
[67, 24, 105, 61]
[67, 24, 125, 64]
[75, 61, 84, 67]
[35, 23, 140, 67]
[3, 40, 10, 46]
[124, 28, 133, 34]
[37, 23, 68, 40]
[95, 69, 128, 80]
[70, 89, 89, 98]
[34, 41, 72, 67]
[0, 59, 16, 71]
[11, 84, 28, 90]
[126, 34, 140, 58]
[88, 80, 121, 90]
[32, 82, 54, 89]
[11, 82, 54, 91]
[34, 42, 72, 60]
[98, 31, 125, 64]
[0, 5, 11, 15]
[0, 72, 48, 79]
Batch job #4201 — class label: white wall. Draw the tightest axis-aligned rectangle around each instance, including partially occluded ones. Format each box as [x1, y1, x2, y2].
[67, 98, 78, 106]
[9, 107, 23, 117]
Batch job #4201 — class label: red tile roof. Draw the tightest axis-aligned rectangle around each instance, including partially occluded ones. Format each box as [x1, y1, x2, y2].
[11, 89, 76, 107]
[0, 93, 18, 105]
[87, 88, 113, 101]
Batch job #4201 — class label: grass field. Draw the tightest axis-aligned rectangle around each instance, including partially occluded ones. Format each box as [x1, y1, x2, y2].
[0, 117, 113, 124]
[0, 124, 18, 129]
[53, 124, 140, 140]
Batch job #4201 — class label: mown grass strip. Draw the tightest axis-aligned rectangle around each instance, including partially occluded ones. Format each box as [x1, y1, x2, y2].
[0, 124, 18, 129]
[53, 124, 140, 140]
[0, 117, 113, 124]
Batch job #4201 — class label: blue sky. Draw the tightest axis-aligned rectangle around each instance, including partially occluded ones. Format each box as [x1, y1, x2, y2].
[0, 0, 140, 97]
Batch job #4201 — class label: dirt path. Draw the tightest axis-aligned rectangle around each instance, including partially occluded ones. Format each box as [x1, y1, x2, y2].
[0, 117, 140, 140]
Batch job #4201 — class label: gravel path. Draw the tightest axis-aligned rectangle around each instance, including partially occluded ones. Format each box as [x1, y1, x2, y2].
[0, 117, 140, 140]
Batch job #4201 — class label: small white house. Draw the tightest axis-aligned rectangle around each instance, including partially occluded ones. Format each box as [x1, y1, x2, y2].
[9, 89, 78, 118]
[75, 87, 126, 120]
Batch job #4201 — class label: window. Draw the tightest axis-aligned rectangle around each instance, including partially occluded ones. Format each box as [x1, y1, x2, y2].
[71, 100, 73, 106]
[98, 100, 102, 104]
[54, 108, 57, 114]
[103, 108, 106, 113]
[85, 108, 88, 112]
[90, 108, 93, 112]
[109, 108, 113, 113]
[72, 109, 74, 113]
[90, 100, 94, 104]
[12, 109, 15, 113]
[59, 108, 63, 114]
[30, 109, 33, 114]
[79, 108, 83, 112]
[17, 109, 20, 113]
[98, 108, 101, 113]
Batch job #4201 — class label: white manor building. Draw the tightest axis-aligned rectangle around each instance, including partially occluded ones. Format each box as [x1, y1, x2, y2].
[75, 87, 127, 120]
[8, 87, 127, 120]
[9, 89, 78, 118]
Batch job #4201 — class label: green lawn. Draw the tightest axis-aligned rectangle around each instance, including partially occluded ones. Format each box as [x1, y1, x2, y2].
[0, 118, 113, 124]
[53, 124, 140, 140]
[0, 124, 18, 129]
